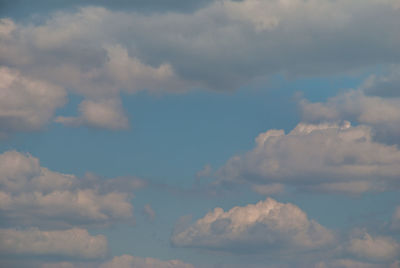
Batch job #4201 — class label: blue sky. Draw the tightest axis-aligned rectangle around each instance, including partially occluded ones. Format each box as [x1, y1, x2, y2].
[1, 1, 400, 267]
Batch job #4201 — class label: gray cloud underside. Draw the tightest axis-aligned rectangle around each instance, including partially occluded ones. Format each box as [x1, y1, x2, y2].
[0, 228, 107, 259]
[217, 121, 400, 194]
[171, 198, 334, 253]
[300, 66, 400, 144]
[1, 0, 400, 131]
[0, 151, 138, 228]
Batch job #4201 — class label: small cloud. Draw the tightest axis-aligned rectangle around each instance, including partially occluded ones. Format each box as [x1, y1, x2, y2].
[196, 164, 212, 179]
[56, 98, 129, 130]
[142, 204, 156, 222]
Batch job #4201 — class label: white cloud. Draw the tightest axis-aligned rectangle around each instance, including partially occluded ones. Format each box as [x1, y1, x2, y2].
[56, 98, 129, 130]
[1, 0, 400, 131]
[300, 90, 400, 142]
[0, 66, 66, 137]
[347, 231, 400, 262]
[0, 228, 107, 259]
[300, 67, 400, 143]
[0, 151, 134, 228]
[217, 122, 400, 194]
[0, 151, 75, 193]
[99, 255, 195, 268]
[171, 198, 334, 253]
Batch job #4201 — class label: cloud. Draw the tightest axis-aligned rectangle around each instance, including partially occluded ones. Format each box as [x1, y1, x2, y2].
[217, 121, 400, 194]
[300, 90, 400, 127]
[0, 151, 135, 228]
[392, 206, 400, 229]
[0, 228, 107, 259]
[0, 66, 66, 137]
[196, 164, 212, 179]
[99, 255, 195, 268]
[55, 98, 129, 130]
[316, 259, 389, 268]
[1, 0, 400, 131]
[363, 67, 400, 97]
[251, 183, 285, 195]
[33, 255, 196, 268]
[315, 230, 400, 267]
[171, 198, 334, 253]
[142, 204, 156, 222]
[346, 231, 400, 262]
[300, 67, 400, 143]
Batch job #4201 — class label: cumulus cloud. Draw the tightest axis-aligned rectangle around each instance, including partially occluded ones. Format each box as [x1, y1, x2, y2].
[99, 255, 195, 268]
[315, 230, 400, 267]
[300, 66, 400, 143]
[346, 231, 400, 262]
[217, 121, 400, 194]
[0, 151, 135, 228]
[1, 0, 400, 131]
[300, 90, 400, 143]
[171, 198, 334, 253]
[55, 98, 129, 130]
[0, 228, 107, 259]
[0, 66, 66, 137]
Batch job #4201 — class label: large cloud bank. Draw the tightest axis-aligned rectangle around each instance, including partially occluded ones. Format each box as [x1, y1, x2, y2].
[1, 0, 400, 131]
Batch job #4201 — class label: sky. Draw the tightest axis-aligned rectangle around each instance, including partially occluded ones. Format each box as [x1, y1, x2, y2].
[1, 0, 400, 267]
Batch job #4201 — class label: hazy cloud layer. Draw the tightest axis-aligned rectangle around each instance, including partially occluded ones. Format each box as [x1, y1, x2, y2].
[0, 151, 135, 228]
[1, 0, 400, 131]
[217, 122, 400, 194]
[171, 198, 334, 253]
[0, 228, 107, 259]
